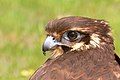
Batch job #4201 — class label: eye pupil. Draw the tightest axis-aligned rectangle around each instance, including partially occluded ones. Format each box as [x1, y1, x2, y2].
[67, 31, 78, 41]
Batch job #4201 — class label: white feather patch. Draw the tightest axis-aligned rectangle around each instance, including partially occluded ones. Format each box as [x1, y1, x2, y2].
[90, 33, 100, 48]
[71, 42, 85, 51]
[71, 33, 101, 51]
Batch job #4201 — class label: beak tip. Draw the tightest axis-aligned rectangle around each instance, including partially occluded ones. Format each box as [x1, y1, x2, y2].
[43, 51, 46, 56]
[42, 36, 60, 55]
[42, 44, 48, 55]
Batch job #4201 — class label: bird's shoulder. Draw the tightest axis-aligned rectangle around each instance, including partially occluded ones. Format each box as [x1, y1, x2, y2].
[30, 47, 120, 80]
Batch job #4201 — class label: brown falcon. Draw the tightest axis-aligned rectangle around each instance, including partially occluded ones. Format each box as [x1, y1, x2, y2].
[30, 16, 120, 80]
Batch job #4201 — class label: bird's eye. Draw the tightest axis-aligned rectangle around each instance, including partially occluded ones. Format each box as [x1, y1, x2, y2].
[67, 31, 78, 40]
[63, 31, 82, 41]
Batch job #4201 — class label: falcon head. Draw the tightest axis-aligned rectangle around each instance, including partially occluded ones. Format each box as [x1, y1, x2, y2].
[42, 16, 113, 58]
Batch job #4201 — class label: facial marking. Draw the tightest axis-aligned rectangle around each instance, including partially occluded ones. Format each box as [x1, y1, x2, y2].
[51, 46, 64, 59]
[44, 16, 114, 60]
[70, 27, 90, 32]
[90, 33, 100, 48]
[91, 34, 100, 44]
[69, 33, 101, 51]
[71, 42, 85, 51]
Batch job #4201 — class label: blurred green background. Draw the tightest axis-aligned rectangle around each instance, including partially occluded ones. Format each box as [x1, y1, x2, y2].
[0, 0, 120, 80]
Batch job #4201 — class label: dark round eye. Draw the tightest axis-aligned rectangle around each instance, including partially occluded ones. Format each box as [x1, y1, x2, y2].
[67, 31, 78, 41]
[62, 31, 82, 42]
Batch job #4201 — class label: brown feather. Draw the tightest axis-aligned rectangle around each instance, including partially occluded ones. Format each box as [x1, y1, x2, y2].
[30, 16, 120, 80]
[30, 45, 120, 80]
[45, 16, 113, 45]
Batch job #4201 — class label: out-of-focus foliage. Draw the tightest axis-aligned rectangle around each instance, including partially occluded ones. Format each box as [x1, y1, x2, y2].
[0, 0, 120, 80]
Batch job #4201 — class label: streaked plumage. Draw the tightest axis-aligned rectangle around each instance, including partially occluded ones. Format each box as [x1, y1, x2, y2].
[30, 16, 120, 80]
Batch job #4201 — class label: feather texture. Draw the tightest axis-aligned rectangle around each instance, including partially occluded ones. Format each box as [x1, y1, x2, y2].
[30, 45, 120, 80]
[30, 16, 120, 80]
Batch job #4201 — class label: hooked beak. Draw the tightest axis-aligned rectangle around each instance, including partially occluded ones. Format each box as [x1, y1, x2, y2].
[42, 36, 62, 55]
